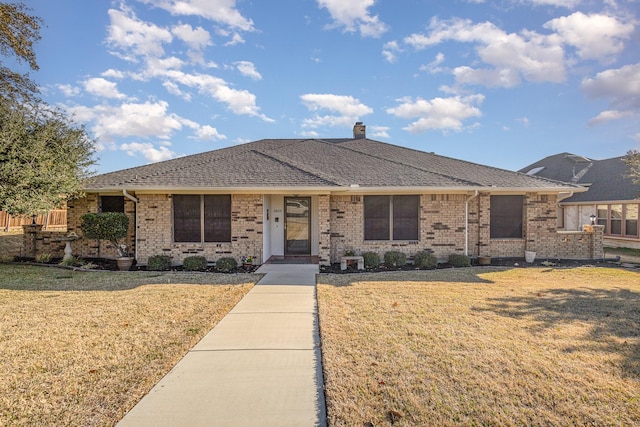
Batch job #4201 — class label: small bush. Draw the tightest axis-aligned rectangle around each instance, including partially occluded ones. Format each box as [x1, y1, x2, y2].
[215, 257, 238, 272]
[183, 256, 208, 271]
[448, 254, 471, 267]
[148, 255, 172, 271]
[414, 251, 438, 269]
[60, 256, 85, 267]
[362, 252, 380, 269]
[0, 255, 15, 263]
[384, 251, 407, 268]
[35, 253, 52, 263]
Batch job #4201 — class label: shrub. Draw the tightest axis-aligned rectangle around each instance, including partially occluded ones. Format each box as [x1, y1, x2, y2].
[448, 254, 471, 267]
[384, 251, 407, 268]
[215, 257, 238, 272]
[60, 256, 84, 267]
[183, 256, 208, 271]
[80, 212, 130, 257]
[148, 255, 172, 271]
[35, 253, 52, 263]
[414, 251, 438, 269]
[362, 252, 380, 269]
[0, 255, 15, 263]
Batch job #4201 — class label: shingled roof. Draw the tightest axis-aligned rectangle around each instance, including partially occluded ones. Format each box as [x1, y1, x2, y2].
[520, 152, 640, 203]
[86, 138, 583, 193]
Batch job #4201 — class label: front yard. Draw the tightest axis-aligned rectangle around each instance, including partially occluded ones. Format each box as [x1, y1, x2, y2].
[318, 266, 640, 426]
[0, 265, 256, 426]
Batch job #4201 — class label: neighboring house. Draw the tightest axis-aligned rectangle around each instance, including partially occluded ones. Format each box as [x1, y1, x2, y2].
[520, 153, 640, 250]
[67, 123, 593, 266]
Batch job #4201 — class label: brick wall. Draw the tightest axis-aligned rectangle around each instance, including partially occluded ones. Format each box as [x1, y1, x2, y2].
[134, 193, 263, 266]
[329, 194, 469, 263]
[318, 194, 331, 265]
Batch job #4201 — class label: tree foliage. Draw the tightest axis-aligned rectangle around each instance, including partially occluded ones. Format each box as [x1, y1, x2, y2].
[0, 1, 42, 103]
[80, 212, 130, 257]
[0, 103, 95, 215]
[0, 2, 96, 215]
[622, 150, 640, 186]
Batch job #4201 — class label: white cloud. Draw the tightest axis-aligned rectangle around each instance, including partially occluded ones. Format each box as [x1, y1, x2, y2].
[195, 125, 227, 141]
[386, 94, 484, 133]
[419, 52, 446, 74]
[224, 32, 245, 46]
[83, 77, 127, 99]
[159, 70, 272, 121]
[583, 62, 640, 125]
[525, 0, 581, 7]
[404, 18, 566, 87]
[57, 84, 80, 97]
[587, 109, 634, 125]
[138, 0, 254, 31]
[300, 93, 373, 128]
[317, 0, 388, 38]
[544, 12, 633, 61]
[172, 23, 212, 50]
[516, 117, 530, 127]
[68, 100, 185, 142]
[235, 61, 262, 80]
[101, 69, 126, 79]
[121, 142, 177, 163]
[369, 125, 390, 138]
[382, 40, 401, 63]
[107, 8, 172, 60]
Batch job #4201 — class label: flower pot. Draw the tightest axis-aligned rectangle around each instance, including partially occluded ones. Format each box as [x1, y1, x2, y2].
[117, 257, 134, 271]
[477, 256, 491, 266]
[524, 251, 536, 263]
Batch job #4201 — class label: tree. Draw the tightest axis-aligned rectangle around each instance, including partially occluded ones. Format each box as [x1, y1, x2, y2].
[80, 212, 130, 257]
[0, 2, 42, 103]
[622, 150, 640, 186]
[0, 102, 96, 215]
[0, 2, 96, 215]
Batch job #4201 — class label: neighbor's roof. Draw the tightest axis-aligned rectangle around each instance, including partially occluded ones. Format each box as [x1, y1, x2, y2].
[519, 152, 640, 203]
[86, 138, 584, 193]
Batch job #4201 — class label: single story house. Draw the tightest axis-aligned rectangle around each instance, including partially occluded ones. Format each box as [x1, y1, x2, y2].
[520, 153, 640, 250]
[66, 123, 595, 266]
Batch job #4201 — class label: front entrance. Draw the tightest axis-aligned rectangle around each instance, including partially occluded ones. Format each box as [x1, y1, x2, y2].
[285, 197, 311, 255]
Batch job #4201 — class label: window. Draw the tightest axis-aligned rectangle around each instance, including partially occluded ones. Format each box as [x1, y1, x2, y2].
[173, 195, 231, 243]
[597, 205, 608, 232]
[364, 195, 419, 241]
[490, 195, 524, 238]
[625, 205, 638, 237]
[610, 204, 622, 235]
[100, 196, 124, 213]
[598, 203, 639, 238]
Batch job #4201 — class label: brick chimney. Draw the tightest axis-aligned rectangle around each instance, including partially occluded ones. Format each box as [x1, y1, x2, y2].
[353, 122, 366, 139]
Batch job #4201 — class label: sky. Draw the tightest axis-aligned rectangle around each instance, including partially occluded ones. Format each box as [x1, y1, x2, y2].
[21, 0, 640, 174]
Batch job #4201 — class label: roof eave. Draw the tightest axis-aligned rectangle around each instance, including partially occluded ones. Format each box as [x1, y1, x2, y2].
[83, 184, 585, 195]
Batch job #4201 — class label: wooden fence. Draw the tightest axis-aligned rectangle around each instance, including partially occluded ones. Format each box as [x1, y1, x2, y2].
[0, 209, 67, 231]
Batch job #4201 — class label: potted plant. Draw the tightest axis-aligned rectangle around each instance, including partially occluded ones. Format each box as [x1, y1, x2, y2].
[241, 255, 253, 270]
[80, 212, 133, 270]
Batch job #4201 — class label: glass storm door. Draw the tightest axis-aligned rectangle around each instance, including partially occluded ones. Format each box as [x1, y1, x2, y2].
[285, 197, 311, 255]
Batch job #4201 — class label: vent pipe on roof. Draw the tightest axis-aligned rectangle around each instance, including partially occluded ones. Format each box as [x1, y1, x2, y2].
[353, 122, 366, 139]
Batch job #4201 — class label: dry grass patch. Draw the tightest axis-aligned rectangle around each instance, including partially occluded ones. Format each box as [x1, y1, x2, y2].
[0, 264, 256, 426]
[318, 267, 640, 426]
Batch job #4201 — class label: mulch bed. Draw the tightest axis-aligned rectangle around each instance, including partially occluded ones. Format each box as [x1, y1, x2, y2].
[13, 257, 260, 273]
[320, 256, 632, 274]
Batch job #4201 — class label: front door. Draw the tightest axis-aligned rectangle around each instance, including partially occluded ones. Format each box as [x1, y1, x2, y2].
[285, 197, 311, 255]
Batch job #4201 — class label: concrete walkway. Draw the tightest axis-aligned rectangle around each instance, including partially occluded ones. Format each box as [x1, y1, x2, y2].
[117, 264, 326, 427]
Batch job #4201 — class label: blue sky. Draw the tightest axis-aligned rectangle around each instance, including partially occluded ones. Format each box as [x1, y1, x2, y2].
[24, 0, 640, 174]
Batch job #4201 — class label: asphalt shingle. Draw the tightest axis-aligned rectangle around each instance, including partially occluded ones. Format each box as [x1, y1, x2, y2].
[85, 138, 582, 192]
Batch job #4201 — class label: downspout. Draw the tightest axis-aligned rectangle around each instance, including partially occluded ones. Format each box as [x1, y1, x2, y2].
[123, 189, 139, 260]
[465, 191, 479, 256]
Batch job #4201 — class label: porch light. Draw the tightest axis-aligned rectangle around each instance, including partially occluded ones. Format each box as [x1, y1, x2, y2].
[590, 214, 596, 225]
